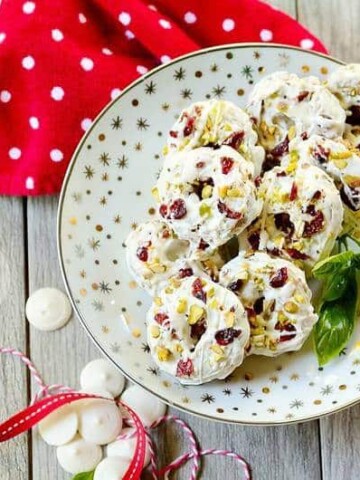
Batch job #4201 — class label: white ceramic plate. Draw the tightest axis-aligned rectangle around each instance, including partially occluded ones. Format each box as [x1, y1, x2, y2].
[58, 44, 360, 425]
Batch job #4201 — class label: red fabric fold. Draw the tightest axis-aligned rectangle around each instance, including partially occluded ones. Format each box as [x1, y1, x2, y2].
[0, 0, 327, 196]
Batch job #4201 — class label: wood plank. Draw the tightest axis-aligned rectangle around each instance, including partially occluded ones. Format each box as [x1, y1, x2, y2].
[298, 1, 360, 479]
[265, 0, 297, 17]
[27, 197, 99, 480]
[0, 198, 29, 480]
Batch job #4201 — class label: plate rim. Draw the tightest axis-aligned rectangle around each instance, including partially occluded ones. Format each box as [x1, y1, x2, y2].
[57, 42, 356, 426]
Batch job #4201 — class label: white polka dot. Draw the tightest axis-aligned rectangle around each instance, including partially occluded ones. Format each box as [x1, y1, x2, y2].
[300, 38, 315, 50]
[79, 13, 87, 24]
[29, 116, 39, 129]
[51, 29, 64, 42]
[136, 65, 148, 75]
[119, 12, 131, 26]
[159, 19, 171, 29]
[50, 149, 63, 162]
[9, 147, 21, 160]
[0, 90, 11, 103]
[148, 4, 157, 11]
[25, 177, 34, 190]
[23, 2, 36, 14]
[102, 48, 113, 56]
[111, 88, 121, 100]
[80, 57, 94, 71]
[124, 30, 135, 40]
[260, 29, 273, 42]
[160, 55, 171, 64]
[81, 118, 92, 131]
[0, 33, 6, 43]
[222, 18, 235, 32]
[51, 86, 65, 101]
[184, 12, 197, 24]
[22, 55, 35, 70]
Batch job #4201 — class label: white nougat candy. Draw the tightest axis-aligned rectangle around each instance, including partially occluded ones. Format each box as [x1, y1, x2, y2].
[94, 456, 131, 480]
[78, 399, 122, 445]
[106, 427, 151, 467]
[80, 358, 125, 397]
[121, 385, 166, 427]
[25, 287, 72, 331]
[56, 435, 102, 474]
[38, 404, 78, 446]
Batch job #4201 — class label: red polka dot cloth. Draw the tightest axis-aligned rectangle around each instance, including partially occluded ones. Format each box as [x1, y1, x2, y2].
[0, 0, 327, 196]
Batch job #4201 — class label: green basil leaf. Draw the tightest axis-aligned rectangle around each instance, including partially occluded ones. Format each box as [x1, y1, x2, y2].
[312, 251, 354, 279]
[322, 272, 350, 302]
[314, 271, 358, 366]
[71, 472, 95, 480]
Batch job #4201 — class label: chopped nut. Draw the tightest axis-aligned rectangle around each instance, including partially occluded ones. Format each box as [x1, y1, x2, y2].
[176, 298, 188, 314]
[162, 145, 169, 156]
[150, 325, 160, 338]
[330, 150, 352, 160]
[277, 102, 288, 112]
[332, 158, 349, 169]
[165, 287, 174, 294]
[227, 187, 243, 198]
[169, 277, 181, 288]
[154, 297, 163, 307]
[294, 294, 305, 303]
[218, 185, 228, 198]
[210, 344, 224, 355]
[175, 343, 184, 353]
[149, 262, 167, 273]
[157, 346, 172, 361]
[277, 311, 288, 322]
[209, 299, 218, 309]
[188, 305, 205, 325]
[151, 186, 160, 202]
[225, 311, 235, 328]
[288, 126, 296, 140]
[268, 126, 276, 135]
[202, 185, 213, 199]
[284, 301, 299, 313]
[199, 203, 212, 217]
[207, 287, 215, 298]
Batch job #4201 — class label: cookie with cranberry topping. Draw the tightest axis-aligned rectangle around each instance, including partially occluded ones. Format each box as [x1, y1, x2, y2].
[126, 220, 204, 295]
[220, 251, 318, 356]
[166, 99, 265, 175]
[239, 165, 343, 269]
[247, 71, 345, 161]
[154, 146, 262, 259]
[147, 275, 250, 385]
[327, 64, 360, 126]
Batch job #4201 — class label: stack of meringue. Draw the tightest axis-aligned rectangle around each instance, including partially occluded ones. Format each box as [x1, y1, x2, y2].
[38, 358, 166, 479]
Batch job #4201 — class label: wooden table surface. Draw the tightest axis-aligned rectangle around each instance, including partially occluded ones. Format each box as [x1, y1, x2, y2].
[1, 1, 360, 478]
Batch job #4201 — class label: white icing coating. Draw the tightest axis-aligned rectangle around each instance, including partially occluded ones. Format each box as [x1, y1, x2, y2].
[106, 427, 151, 467]
[25, 288, 72, 331]
[120, 385, 167, 427]
[56, 434, 102, 474]
[80, 358, 125, 398]
[147, 275, 250, 385]
[327, 63, 360, 111]
[166, 99, 265, 175]
[38, 405, 78, 446]
[155, 146, 262, 257]
[220, 251, 318, 356]
[78, 399, 122, 445]
[94, 456, 131, 480]
[126, 220, 206, 294]
[239, 165, 344, 269]
[247, 71, 345, 154]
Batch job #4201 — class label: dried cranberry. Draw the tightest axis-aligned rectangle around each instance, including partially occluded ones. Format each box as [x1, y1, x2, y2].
[176, 358, 194, 377]
[300, 132, 308, 140]
[215, 328, 241, 346]
[228, 279, 243, 292]
[305, 204, 316, 216]
[275, 322, 297, 342]
[220, 157, 235, 175]
[303, 210, 324, 237]
[289, 182, 298, 201]
[340, 186, 360, 211]
[253, 297, 264, 315]
[169, 199, 187, 220]
[159, 204, 168, 218]
[171, 329, 179, 340]
[274, 213, 294, 238]
[313, 145, 329, 164]
[136, 246, 148, 262]
[254, 176, 262, 187]
[196, 161, 205, 168]
[347, 105, 360, 126]
[178, 267, 193, 278]
[169, 130, 178, 138]
[270, 267, 288, 288]
[276, 170, 287, 177]
[263, 155, 281, 172]
[285, 248, 309, 260]
[248, 231, 260, 250]
[162, 229, 171, 238]
[192, 177, 214, 199]
[198, 238, 210, 250]
[297, 91, 309, 102]
[183, 116, 195, 136]
[154, 313, 169, 325]
[312, 190, 322, 201]
[222, 131, 245, 151]
[190, 317, 207, 341]
[191, 278, 207, 303]
[267, 247, 281, 257]
[270, 136, 289, 159]
[217, 201, 243, 220]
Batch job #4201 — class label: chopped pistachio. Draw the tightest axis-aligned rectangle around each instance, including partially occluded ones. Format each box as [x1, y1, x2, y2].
[207, 287, 215, 298]
[277, 102, 288, 112]
[188, 305, 205, 325]
[284, 301, 299, 313]
[288, 126, 296, 140]
[154, 296, 163, 307]
[199, 203, 212, 217]
[157, 346, 172, 361]
[176, 343, 184, 353]
[218, 185, 228, 198]
[210, 344, 224, 355]
[150, 325, 160, 338]
[149, 262, 167, 273]
[169, 277, 181, 288]
[202, 185, 213, 199]
[294, 294, 305, 303]
[162, 145, 169, 156]
[165, 286, 174, 294]
[268, 126, 276, 135]
[151, 186, 160, 202]
[209, 299, 218, 309]
[278, 311, 288, 322]
[225, 311, 235, 328]
[227, 187, 243, 198]
[176, 298, 188, 314]
[330, 150, 352, 160]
